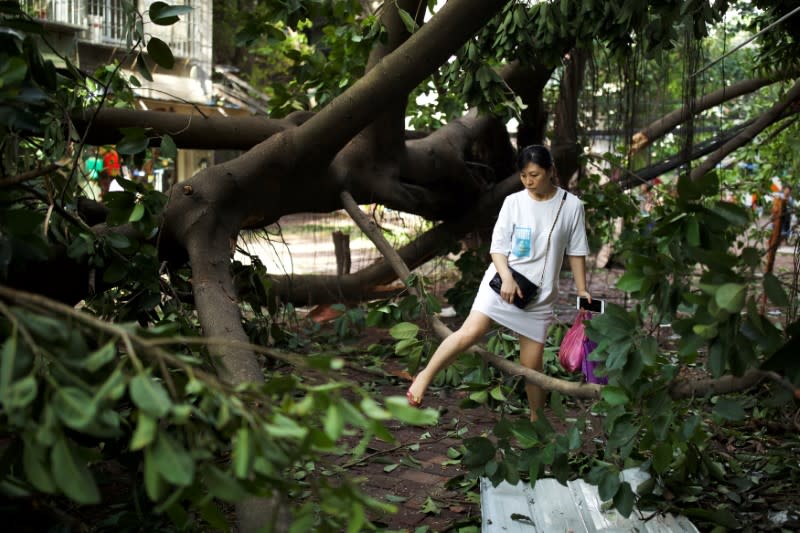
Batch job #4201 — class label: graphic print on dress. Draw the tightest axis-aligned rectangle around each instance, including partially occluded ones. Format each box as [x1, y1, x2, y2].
[511, 226, 532, 257]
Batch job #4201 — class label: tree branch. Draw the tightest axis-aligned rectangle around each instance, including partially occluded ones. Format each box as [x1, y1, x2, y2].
[0, 163, 61, 187]
[360, 0, 427, 154]
[689, 78, 800, 182]
[77, 108, 302, 150]
[630, 77, 779, 153]
[552, 47, 589, 186]
[669, 369, 795, 399]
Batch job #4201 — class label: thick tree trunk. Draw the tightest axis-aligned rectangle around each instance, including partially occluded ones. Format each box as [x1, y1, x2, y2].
[500, 61, 554, 148]
[552, 47, 588, 187]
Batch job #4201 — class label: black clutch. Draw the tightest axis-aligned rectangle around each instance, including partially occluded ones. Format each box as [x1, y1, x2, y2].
[489, 267, 539, 309]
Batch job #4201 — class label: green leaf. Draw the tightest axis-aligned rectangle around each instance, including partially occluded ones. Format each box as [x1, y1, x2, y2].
[421, 496, 440, 514]
[323, 403, 343, 440]
[152, 432, 194, 486]
[601, 386, 629, 406]
[389, 322, 419, 340]
[23, 439, 55, 493]
[129, 374, 172, 418]
[4, 375, 37, 409]
[489, 385, 507, 402]
[149, 1, 192, 25]
[203, 464, 249, 502]
[712, 398, 746, 421]
[128, 203, 145, 222]
[686, 218, 700, 247]
[763, 273, 789, 307]
[51, 437, 100, 504]
[615, 271, 644, 292]
[567, 426, 581, 450]
[607, 420, 638, 450]
[144, 445, 165, 500]
[233, 427, 253, 478]
[53, 387, 96, 430]
[159, 134, 177, 159]
[135, 53, 153, 82]
[0, 328, 18, 402]
[653, 442, 672, 473]
[147, 37, 175, 69]
[116, 128, 149, 155]
[469, 389, 488, 404]
[95, 367, 127, 402]
[693, 323, 718, 339]
[462, 437, 495, 468]
[397, 8, 418, 33]
[510, 420, 539, 448]
[264, 413, 309, 440]
[612, 482, 635, 517]
[709, 201, 750, 227]
[84, 341, 116, 372]
[130, 413, 157, 450]
[638, 336, 658, 366]
[360, 396, 390, 420]
[715, 283, 746, 313]
[197, 500, 229, 531]
[0, 57, 27, 87]
[598, 469, 620, 501]
[384, 396, 438, 425]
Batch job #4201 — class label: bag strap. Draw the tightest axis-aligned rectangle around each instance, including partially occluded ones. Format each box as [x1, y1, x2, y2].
[539, 190, 568, 286]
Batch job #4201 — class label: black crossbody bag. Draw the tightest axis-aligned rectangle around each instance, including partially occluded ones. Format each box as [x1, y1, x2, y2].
[489, 191, 567, 309]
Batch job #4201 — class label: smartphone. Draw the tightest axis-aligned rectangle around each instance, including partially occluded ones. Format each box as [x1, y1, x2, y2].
[577, 296, 604, 313]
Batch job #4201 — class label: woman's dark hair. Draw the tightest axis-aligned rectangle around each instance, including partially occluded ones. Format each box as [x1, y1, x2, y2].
[516, 144, 553, 171]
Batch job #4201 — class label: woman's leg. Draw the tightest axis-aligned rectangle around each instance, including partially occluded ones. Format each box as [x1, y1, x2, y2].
[407, 311, 492, 403]
[519, 335, 546, 421]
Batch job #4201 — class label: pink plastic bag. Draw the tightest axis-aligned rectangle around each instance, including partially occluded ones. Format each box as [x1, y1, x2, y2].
[559, 309, 592, 372]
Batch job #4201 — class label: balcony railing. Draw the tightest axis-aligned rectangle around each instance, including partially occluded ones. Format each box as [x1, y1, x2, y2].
[22, 0, 86, 28]
[20, 0, 211, 64]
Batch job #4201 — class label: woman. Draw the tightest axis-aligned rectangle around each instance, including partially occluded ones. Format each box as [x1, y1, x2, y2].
[407, 145, 591, 421]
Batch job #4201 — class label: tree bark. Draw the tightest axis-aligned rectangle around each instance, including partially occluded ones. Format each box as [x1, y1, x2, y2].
[77, 107, 307, 149]
[500, 60, 554, 148]
[552, 47, 588, 187]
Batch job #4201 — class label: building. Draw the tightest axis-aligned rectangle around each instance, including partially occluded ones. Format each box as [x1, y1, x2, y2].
[23, 0, 253, 185]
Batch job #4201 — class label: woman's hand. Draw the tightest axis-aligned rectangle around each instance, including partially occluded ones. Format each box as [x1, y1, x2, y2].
[577, 289, 592, 303]
[500, 277, 523, 304]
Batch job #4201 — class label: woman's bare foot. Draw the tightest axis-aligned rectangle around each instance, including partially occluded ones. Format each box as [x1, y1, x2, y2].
[406, 373, 429, 407]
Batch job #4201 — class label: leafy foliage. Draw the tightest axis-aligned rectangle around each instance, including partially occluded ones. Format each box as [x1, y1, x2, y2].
[0, 292, 441, 529]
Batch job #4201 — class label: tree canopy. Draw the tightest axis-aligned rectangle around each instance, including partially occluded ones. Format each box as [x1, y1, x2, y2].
[1, 0, 799, 530]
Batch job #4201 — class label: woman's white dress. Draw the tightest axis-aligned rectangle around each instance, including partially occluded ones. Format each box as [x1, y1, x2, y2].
[471, 188, 590, 343]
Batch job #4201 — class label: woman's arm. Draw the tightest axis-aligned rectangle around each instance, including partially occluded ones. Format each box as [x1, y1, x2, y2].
[567, 254, 591, 302]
